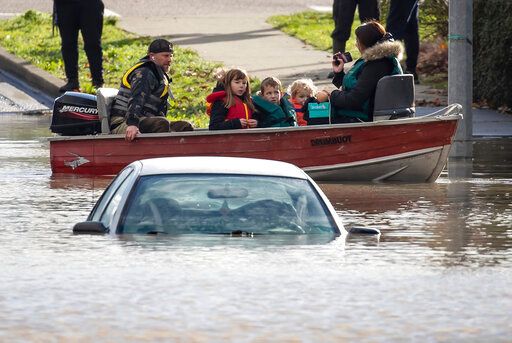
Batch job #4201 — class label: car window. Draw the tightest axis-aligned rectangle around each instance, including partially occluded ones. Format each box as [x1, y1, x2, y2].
[89, 166, 134, 222]
[119, 174, 338, 235]
[99, 171, 134, 229]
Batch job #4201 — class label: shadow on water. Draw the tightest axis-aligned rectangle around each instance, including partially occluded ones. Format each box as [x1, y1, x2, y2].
[443, 138, 512, 179]
[326, 187, 511, 267]
[48, 175, 112, 190]
[319, 137, 512, 268]
[472, 137, 512, 178]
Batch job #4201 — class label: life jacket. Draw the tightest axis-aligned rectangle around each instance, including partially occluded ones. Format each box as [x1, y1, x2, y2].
[111, 57, 172, 118]
[206, 90, 253, 121]
[252, 95, 296, 127]
[291, 98, 307, 126]
[332, 56, 402, 121]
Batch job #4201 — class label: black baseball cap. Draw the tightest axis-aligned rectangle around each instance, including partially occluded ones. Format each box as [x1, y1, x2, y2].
[148, 39, 174, 54]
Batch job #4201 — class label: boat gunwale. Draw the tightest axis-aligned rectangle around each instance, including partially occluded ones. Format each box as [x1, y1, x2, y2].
[48, 113, 462, 142]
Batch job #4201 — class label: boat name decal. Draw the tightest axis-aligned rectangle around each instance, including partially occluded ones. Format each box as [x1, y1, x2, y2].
[311, 135, 352, 146]
[64, 153, 90, 170]
[59, 105, 98, 115]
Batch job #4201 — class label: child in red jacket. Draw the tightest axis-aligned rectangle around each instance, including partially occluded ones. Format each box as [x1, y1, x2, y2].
[287, 78, 318, 126]
[207, 68, 258, 130]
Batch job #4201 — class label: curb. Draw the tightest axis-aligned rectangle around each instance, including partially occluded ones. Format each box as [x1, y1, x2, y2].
[0, 46, 63, 98]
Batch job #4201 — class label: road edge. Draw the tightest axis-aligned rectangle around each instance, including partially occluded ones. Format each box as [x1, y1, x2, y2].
[0, 46, 62, 98]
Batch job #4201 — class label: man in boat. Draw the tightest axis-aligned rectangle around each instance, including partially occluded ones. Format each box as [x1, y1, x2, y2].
[109, 39, 193, 141]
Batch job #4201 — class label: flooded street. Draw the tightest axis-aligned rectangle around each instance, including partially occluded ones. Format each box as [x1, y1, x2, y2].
[1, 114, 511, 342]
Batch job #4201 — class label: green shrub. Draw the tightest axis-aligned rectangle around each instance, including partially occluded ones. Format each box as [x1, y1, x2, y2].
[473, 0, 512, 109]
[380, 0, 448, 40]
[267, 11, 360, 55]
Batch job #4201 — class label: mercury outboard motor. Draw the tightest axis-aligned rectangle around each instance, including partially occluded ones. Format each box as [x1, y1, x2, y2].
[50, 92, 101, 136]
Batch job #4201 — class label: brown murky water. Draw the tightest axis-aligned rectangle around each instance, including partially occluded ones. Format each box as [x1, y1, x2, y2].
[1, 114, 511, 342]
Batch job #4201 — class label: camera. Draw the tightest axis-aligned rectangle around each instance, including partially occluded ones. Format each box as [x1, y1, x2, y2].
[333, 52, 353, 65]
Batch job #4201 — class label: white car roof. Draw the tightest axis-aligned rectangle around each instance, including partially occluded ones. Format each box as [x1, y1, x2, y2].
[136, 156, 309, 179]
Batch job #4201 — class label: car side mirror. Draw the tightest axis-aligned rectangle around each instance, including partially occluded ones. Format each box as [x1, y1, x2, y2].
[347, 226, 381, 235]
[73, 221, 109, 234]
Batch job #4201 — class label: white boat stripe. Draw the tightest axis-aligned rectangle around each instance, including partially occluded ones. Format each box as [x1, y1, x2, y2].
[302, 146, 445, 172]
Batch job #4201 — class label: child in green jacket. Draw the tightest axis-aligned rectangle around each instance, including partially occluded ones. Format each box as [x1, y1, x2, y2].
[252, 77, 297, 127]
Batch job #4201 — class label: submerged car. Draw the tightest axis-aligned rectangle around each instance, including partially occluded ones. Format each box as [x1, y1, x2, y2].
[73, 156, 344, 236]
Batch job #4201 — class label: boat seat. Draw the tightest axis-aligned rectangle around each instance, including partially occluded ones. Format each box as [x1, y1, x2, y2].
[373, 74, 415, 121]
[96, 87, 119, 134]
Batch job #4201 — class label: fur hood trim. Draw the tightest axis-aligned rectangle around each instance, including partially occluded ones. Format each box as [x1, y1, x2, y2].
[362, 40, 403, 62]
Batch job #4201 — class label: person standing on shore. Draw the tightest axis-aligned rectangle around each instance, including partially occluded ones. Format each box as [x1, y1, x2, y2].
[53, 0, 104, 92]
[386, 0, 420, 84]
[331, 0, 380, 54]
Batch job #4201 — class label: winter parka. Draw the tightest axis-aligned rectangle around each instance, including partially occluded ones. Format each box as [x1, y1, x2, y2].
[330, 40, 403, 122]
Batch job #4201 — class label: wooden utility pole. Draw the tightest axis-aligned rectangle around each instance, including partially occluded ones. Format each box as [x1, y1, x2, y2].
[448, 0, 473, 158]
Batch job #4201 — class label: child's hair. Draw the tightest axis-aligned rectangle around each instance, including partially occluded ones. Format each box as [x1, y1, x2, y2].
[213, 67, 227, 85]
[260, 76, 282, 94]
[223, 68, 254, 111]
[287, 78, 317, 98]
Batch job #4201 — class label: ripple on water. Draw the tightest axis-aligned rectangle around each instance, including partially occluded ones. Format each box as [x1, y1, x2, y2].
[0, 116, 510, 341]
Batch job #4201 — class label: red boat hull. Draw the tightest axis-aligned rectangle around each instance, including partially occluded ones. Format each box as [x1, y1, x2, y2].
[50, 113, 460, 182]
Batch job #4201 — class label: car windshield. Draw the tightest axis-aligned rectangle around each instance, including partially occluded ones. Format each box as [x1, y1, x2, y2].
[119, 174, 338, 235]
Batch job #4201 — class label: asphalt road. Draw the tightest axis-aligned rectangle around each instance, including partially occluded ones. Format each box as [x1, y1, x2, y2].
[1, 0, 331, 16]
[0, 70, 52, 114]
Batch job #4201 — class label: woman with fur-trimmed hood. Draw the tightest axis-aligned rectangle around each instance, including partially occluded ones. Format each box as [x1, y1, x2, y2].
[326, 20, 404, 123]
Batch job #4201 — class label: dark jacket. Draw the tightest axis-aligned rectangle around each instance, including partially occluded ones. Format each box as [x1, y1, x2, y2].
[330, 40, 403, 121]
[111, 57, 172, 128]
[207, 90, 255, 130]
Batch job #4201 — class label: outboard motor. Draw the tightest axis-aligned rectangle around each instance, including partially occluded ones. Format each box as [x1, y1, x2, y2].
[50, 92, 101, 136]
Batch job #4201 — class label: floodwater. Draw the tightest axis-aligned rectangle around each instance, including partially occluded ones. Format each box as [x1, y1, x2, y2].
[1, 114, 511, 342]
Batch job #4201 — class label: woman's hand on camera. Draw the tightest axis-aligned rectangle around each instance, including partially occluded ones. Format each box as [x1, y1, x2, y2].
[332, 58, 344, 73]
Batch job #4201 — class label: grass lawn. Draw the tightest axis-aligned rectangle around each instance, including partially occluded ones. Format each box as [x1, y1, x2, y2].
[0, 11, 220, 128]
[267, 10, 440, 54]
[267, 11, 448, 89]
[267, 11, 362, 58]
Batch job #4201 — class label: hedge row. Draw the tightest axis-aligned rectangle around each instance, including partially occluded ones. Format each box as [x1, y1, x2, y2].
[473, 0, 512, 109]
